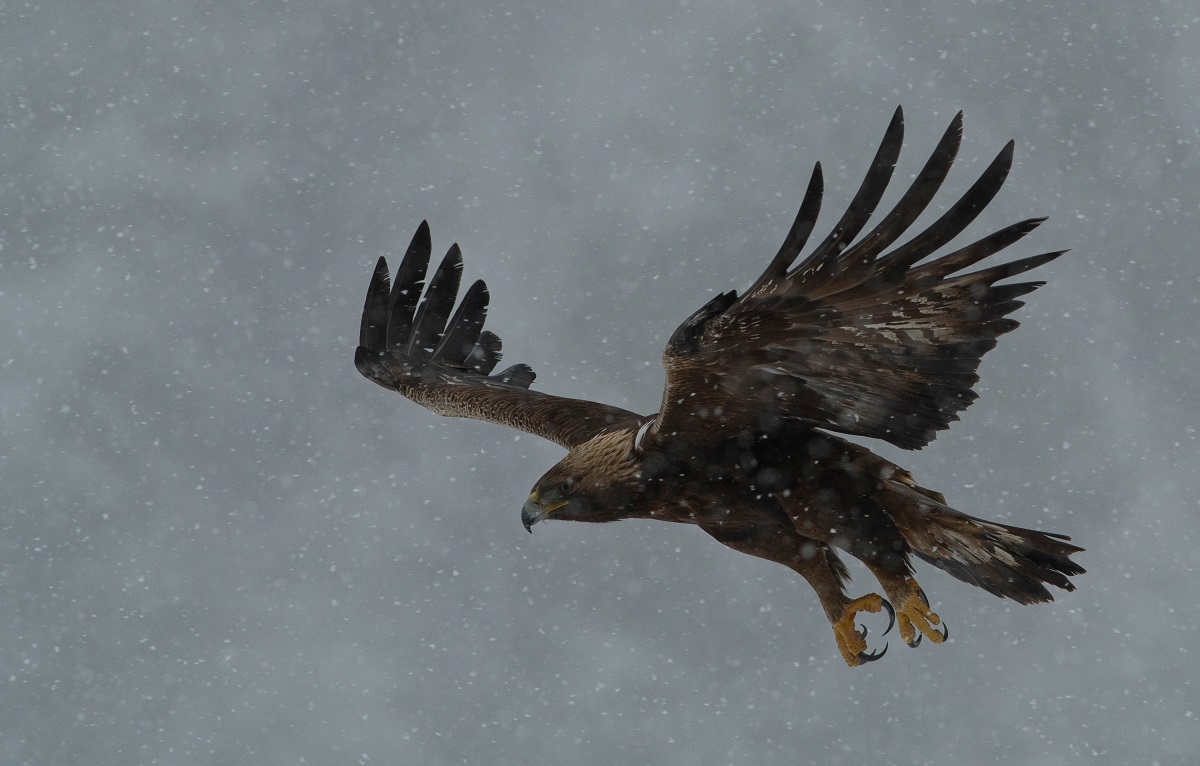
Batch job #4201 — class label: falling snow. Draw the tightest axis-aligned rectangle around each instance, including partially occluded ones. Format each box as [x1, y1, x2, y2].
[2, 1, 1199, 765]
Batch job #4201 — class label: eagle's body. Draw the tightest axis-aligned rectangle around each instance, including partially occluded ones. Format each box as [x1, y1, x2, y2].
[355, 108, 1084, 666]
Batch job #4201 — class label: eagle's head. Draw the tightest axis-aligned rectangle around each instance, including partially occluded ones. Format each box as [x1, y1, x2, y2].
[521, 426, 648, 531]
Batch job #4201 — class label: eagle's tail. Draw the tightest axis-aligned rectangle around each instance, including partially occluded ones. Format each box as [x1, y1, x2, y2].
[885, 481, 1085, 604]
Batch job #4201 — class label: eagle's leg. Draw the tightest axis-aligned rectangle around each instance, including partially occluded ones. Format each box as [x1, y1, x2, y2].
[865, 567, 948, 648]
[700, 524, 892, 667]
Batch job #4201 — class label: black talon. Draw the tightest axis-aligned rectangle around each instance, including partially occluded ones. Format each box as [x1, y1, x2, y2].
[916, 584, 929, 606]
[857, 642, 888, 664]
[938, 622, 949, 642]
[857, 624, 868, 640]
[881, 599, 896, 636]
[906, 632, 922, 649]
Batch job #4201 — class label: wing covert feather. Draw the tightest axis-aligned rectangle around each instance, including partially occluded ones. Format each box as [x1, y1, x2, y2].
[654, 107, 1063, 449]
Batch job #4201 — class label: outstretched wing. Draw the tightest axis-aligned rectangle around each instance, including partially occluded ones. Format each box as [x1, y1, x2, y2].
[355, 221, 641, 449]
[653, 107, 1065, 450]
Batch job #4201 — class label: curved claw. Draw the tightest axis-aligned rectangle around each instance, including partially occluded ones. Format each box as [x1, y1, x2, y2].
[832, 593, 892, 667]
[916, 583, 929, 606]
[907, 620, 947, 648]
[893, 578, 946, 649]
[857, 642, 888, 664]
[880, 598, 896, 636]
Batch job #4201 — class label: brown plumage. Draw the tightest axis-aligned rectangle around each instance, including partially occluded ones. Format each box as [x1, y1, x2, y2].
[354, 107, 1084, 666]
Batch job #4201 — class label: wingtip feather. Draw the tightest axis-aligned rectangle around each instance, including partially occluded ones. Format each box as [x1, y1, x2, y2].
[359, 256, 393, 349]
[356, 223, 538, 393]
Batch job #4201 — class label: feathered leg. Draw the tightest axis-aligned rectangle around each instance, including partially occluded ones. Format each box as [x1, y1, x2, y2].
[701, 524, 893, 667]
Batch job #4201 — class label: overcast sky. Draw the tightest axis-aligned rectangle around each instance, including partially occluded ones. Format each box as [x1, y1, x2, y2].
[3, 1, 1198, 764]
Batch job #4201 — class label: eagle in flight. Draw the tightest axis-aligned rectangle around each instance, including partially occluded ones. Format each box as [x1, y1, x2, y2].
[355, 108, 1084, 667]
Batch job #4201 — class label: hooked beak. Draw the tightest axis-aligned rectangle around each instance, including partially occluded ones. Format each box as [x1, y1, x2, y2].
[521, 492, 567, 533]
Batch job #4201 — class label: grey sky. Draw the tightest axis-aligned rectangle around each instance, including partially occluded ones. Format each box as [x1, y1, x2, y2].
[3, 1, 1198, 763]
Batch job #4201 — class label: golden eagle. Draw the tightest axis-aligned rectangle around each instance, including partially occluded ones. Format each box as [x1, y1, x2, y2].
[355, 108, 1083, 667]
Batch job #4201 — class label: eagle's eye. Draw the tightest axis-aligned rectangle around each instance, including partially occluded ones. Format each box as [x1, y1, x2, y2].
[558, 479, 577, 496]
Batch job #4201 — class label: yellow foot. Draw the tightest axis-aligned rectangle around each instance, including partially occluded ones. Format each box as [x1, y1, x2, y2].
[894, 578, 949, 648]
[831, 593, 895, 667]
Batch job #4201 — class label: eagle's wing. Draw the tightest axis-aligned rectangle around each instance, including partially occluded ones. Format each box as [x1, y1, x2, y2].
[652, 107, 1065, 450]
[355, 222, 642, 450]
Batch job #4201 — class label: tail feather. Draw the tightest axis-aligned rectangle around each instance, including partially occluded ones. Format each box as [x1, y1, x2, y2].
[886, 482, 1084, 604]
